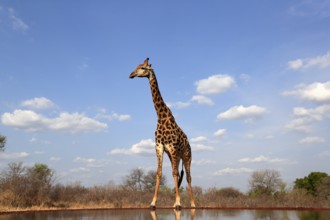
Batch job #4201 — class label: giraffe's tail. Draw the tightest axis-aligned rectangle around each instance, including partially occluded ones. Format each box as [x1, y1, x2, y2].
[178, 161, 184, 188]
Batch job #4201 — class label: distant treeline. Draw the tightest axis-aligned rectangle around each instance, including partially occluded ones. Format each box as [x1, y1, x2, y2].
[0, 162, 329, 210]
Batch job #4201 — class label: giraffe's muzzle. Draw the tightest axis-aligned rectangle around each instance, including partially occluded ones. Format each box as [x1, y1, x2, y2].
[129, 72, 136, 78]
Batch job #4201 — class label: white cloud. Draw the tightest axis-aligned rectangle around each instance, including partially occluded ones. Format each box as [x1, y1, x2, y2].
[34, 151, 44, 155]
[0, 151, 29, 159]
[214, 129, 226, 138]
[8, 8, 29, 32]
[212, 167, 253, 176]
[319, 151, 330, 157]
[49, 157, 61, 161]
[191, 95, 214, 105]
[238, 155, 288, 163]
[69, 167, 90, 173]
[283, 81, 330, 102]
[265, 135, 274, 139]
[191, 143, 214, 151]
[293, 105, 330, 120]
[217, 105, 267, 121]
[299, 136, 325, 144]
[288, 59, 304, 70]
[168, 95, 214, 109]
[113, 113, 131, 121]
[288, 52, 330, 70]
[239, 73, 251, 83]
[74, 157, 109, 167]
[305, 52, 330, 68]
[190, 136, 207, 143]
[1, 109, 108, 133]
[96, 111, 131, 121]
[2, 110, 45, 132]
[74, 157, 97, 163]
[246, 133, 256, 139]
[192, 159, 216, 165]
[21, 97, 55, 110]
[286, 104, 330, 133]
[49, 112, 107, 133]
[29, 137, 37, 142]
[289, 1, 330, 18]
[285, 117, 313, 133]
[166, 101, 191, 109]
[110, 139, 155, 156]
[245, 133, 274, 140]
[195, 74, 235, 95]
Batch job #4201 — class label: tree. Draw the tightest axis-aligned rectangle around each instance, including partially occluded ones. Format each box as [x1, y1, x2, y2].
[294, 172, 328, 196]
[123, 168, 145, 191]
[27, 163, 54, 186]
[143, 170, 166, 192]
[0, 135, 6, 151]
[25, 163, 55, 205]
[122, 168, 166, 192]
[3, 162, 26, 178]
[216, 187, 244, 198]
[0, 163, 55, 207]
[0, 162, 28, 207]
[249, 169, 284, 196]
[317, 176, 330, 200]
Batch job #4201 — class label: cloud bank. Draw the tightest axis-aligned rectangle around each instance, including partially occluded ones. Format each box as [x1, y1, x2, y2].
[238, 155, 288, 163]
[195, 74, 235, 95]
[1, 97, 111, 133]
[212, 167, 253, 176]
[283, 81, 330, 102]
[110, 139, 155, 156]
[217, 105, 267, 121]
[21, 97, 55, 110]
[1, 110, 108, 133]
[288, 52, 330, 70]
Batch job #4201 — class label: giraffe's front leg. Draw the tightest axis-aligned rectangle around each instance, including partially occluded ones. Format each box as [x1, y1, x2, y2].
[150, 143, 164, 209]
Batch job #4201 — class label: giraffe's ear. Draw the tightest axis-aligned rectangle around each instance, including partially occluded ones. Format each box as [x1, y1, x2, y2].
[144, 58, 149, 66]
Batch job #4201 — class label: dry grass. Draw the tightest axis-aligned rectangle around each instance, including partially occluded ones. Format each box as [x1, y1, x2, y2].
[1, 164, 330, 213]
[1, 184, 330, 213]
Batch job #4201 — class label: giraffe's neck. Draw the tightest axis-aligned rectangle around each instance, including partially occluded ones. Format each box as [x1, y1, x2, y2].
[148, 71, 173, 120]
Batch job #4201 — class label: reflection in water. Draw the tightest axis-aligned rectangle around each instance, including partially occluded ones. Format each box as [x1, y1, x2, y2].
[0, 209, 330, 219]
[298, 211, 330, 220]
[253, 210, 291, 220]
[150, 209, 195, 220]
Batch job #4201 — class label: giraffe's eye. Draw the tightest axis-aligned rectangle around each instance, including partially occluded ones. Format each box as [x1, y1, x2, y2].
[141, 67, 146, 70]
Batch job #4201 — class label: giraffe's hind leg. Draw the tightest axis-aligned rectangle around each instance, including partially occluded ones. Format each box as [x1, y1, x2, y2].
[183, 153, 196, 208]
[172, 158, 182, 209]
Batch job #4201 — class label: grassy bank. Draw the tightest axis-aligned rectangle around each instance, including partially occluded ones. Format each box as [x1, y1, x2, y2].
[1, 185, 330, 213]
[1, 163, 330, 212]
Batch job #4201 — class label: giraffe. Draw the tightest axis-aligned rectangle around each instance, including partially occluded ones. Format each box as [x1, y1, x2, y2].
[129, 58, 195, 209]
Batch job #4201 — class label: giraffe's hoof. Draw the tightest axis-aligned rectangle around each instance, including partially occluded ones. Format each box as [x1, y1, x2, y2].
[149, 205, 156, 210]
[175, 205, 182, 210]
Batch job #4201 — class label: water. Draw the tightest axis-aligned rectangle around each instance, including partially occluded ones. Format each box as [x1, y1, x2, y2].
[1, 209, 330, 220]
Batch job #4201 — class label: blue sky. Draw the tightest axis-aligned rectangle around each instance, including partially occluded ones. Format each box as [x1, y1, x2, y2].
[1, 0, 330, 191]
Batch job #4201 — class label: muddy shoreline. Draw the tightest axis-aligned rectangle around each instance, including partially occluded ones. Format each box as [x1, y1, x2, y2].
[1, 206, 330, 215]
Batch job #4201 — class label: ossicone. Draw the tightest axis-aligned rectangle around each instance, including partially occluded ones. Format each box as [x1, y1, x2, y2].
[144, 57, 149, 66]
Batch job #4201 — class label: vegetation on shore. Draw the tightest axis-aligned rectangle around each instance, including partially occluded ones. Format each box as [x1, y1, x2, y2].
[0, 162, 329, 212]
[0, 135, 5, 152]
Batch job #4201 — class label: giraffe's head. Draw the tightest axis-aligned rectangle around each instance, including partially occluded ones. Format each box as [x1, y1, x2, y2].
[129, 58, 153, 79]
